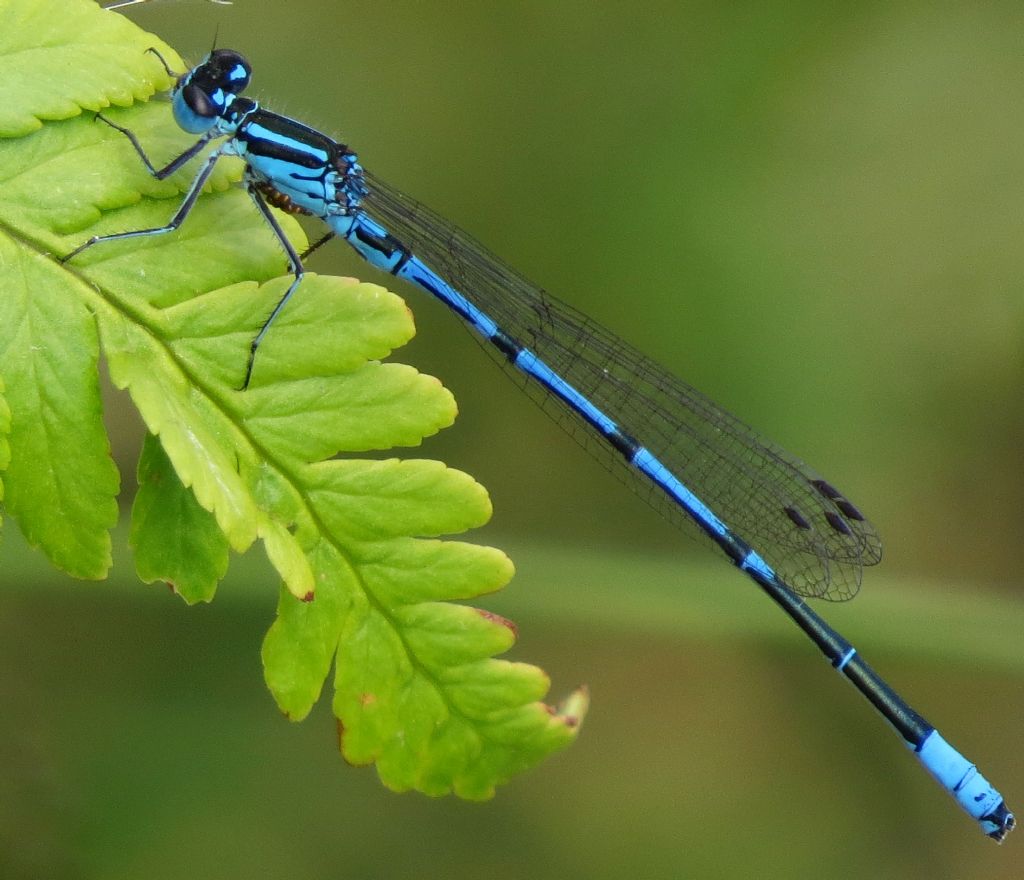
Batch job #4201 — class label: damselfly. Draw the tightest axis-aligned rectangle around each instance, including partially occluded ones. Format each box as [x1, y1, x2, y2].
[63, 40, 1014, 841]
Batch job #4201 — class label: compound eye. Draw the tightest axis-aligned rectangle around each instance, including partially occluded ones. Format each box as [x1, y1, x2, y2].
[182, 82, 219, 118]
[208, 48, 252, 93]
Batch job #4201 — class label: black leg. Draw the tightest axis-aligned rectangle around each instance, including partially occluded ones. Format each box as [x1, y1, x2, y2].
[61, 145, 225, 263]
[144, 47, 179, 78]
[300, 230, 335, 261]
[241, 183, 308, 389]
[96, 114, 214, 180]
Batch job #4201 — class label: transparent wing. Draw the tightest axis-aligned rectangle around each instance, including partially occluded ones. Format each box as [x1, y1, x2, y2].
[361, 170, 882, 600]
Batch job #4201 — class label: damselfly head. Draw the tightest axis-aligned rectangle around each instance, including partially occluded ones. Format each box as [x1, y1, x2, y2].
[196, 48, 252, 95]
[171, 49, 250, 133]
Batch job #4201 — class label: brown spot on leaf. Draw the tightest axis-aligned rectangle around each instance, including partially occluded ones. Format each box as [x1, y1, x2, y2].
[477, 609, 518, 639]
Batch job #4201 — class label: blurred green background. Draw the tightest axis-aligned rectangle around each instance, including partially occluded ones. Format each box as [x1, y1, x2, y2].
[2, 0, 1024, 877]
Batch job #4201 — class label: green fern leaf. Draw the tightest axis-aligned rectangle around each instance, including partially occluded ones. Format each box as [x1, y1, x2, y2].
[0, 0, 585, 796]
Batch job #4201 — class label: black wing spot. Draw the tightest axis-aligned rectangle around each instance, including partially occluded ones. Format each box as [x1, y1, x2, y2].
[824, 511, 853, 536]
[835, 499, 865, 522]
[784, 506, 812, 530]
[811, 479, 842, 500]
